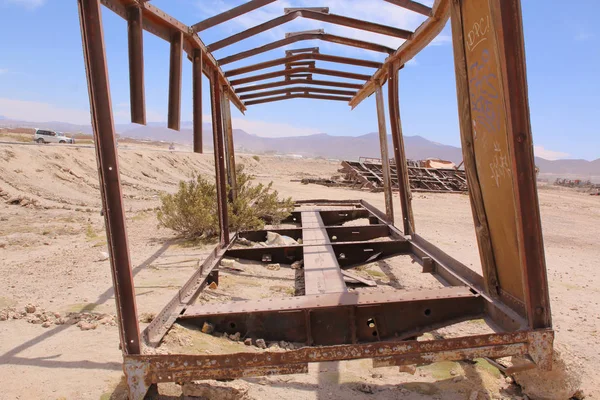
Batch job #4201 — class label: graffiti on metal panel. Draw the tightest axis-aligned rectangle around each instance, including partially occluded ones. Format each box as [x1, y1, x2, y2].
[489, 141, 511, 187]
[469, 49, 500, 139]
[469, 46, 510, 188]
[466, 15, 490, 53]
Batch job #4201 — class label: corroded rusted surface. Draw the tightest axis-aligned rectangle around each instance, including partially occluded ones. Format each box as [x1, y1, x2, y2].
[124, 330, 553, 385]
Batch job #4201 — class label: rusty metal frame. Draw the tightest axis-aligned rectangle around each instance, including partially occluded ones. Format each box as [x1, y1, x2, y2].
[122, 199, 552, 399]
[76, 1, 553, 399]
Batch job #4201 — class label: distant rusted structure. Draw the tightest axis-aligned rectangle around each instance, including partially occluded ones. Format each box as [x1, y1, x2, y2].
[77, 0, 553, 398]
[338, 158, 468, 193]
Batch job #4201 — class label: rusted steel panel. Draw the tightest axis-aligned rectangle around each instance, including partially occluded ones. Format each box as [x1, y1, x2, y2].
[78, 0, 140, 355]
[167, 31, 183, 131]
[492, 0, 551, 329]
[192, 49, 203, 153]
[127, 5, 145, 125]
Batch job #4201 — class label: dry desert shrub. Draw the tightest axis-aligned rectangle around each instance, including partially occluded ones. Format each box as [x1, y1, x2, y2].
[157, 165, 293, 238]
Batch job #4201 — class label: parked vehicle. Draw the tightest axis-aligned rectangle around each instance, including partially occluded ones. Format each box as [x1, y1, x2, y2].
[34, 129, 75, 144]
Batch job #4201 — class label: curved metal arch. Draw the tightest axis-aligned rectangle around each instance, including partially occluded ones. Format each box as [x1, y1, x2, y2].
[218, 32, 395, 66]
[207, 9, 413, 52]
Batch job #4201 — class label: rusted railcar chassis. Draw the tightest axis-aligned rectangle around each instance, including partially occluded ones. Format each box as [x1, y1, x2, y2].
[75, 0, 554, 398]
[126, 201, 552, 399]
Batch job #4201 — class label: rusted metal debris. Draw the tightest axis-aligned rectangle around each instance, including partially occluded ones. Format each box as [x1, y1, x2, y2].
[554, 178, 600, 191]
[301, 158, 468, 193]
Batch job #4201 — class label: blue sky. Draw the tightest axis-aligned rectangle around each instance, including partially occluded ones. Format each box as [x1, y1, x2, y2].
[0, 0, 598, 160]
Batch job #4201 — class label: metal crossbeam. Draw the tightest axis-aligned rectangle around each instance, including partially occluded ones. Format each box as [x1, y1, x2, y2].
[219, 33, 394, 65]
[225, 53, 382, 77]
[208, 10, 413, 51]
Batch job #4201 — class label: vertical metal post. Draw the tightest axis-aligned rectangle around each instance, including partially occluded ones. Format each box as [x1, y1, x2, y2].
[449, 0, 502, 299]
[127, 4, 145, 125]
[387, 63, 415, 235]
[77, 0, 140, 354]
[494, 0, 551, 328]
[210, 70, 230, 245]
[192, 49, 203, 153]
[222, 88, 237, 201]
[375, 83, 394, 222]
[168, 31, 183, 131]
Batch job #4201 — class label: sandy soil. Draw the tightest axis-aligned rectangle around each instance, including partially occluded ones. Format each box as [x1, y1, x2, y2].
[0, 141, 598, 399]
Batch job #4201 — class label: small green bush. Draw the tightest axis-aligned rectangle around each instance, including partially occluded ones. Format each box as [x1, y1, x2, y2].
[252, 155, 260, 162]
[157, 165, 293, 238]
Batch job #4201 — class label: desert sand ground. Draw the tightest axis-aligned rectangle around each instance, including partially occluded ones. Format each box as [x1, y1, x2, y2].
[0, 138, 598, 400]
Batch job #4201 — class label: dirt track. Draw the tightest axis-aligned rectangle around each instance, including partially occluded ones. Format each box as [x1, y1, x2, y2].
[0, 143, 598, 399]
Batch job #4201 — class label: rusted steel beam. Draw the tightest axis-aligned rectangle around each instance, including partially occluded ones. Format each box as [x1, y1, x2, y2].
[449, 0, 500, 299]
[124, 330, 554, 387]
[100, 0, 246, 113]
[218, 33, 393, 65]
[301, 211, 347, 295]
[237, 224, 390, 243]
[191, 0, 277, 32]
[127, 5, 146, 125]
[77, 0, 140, 354]
[235, 78, 363, 93]
[231, 67, 371, 86]
[223, 238, 410, 266]
[350, 0, 450, 108]
[208, 10, 412, 51]
[388, 63, 415, 234]
[239, 87, 357, 100]
[142, 244, 229, 346]
[182, 287, 484, 344]
[167, 31, 183, 131]
[244, 93, 352, 106]
[494, 0, 552, 329]
[192, 49, 203, 153]
[210, 71, 230, 245]
[221, 90, 237, 201]
[375, 84, 394, 222]
[225, 53, 382, 77]
[383, 0, 433, 16]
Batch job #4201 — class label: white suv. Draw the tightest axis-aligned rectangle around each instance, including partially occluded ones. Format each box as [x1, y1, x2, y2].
[34, 129, 75, 144]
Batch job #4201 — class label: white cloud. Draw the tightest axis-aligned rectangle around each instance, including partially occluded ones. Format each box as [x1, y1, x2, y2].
[574, 31, 593, 41]
[0, 98, 91, 125]
[0, 68, 8, 75]
[232, 117, 319, 138]
[534, 145, 569, 160]
[4, 0, 46, 9]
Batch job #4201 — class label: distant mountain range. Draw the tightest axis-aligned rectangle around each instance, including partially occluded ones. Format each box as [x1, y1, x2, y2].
[1, 118, 598, 179]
